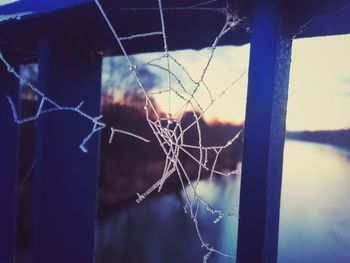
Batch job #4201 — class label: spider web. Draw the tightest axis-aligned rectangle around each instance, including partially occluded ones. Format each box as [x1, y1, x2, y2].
[0, 0, 247, 261]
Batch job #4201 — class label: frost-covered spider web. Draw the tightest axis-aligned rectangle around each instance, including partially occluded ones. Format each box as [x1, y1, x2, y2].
[0, 0, 247, 261]
[95, 1, 246, 261]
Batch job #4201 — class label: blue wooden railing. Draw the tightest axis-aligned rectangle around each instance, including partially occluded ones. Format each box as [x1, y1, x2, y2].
[0, 0, 349, 263]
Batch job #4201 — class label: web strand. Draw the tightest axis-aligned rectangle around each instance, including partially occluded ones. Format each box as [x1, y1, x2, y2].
[94, 1, 244, 258]
[0, 1, 246, 261]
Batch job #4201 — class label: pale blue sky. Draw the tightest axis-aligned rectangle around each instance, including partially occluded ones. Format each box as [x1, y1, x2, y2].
[0, 0, 19, 4]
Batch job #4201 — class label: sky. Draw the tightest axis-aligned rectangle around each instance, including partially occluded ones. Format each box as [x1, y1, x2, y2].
[287, 34, 350, 131]
[132, 34, 350, 131]
[0, 0, 18, 4]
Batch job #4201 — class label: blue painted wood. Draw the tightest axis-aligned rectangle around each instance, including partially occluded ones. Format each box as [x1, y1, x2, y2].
[31, 37, 102, 263]
[0, 64, 20, 263]
[236, 1, 292, 262]
[0, 0, 90, 20]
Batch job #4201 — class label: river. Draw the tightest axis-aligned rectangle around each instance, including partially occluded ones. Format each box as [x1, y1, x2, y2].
[96, 140, 350, 263]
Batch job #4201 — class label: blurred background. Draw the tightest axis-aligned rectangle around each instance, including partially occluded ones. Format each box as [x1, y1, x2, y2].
[14, 34, 350, 262]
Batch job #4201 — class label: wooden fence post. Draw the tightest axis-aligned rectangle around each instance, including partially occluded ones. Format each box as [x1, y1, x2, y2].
[236, 1, 293, 262]
[31, 37, 102, 263]
[0, 64, 20, 263]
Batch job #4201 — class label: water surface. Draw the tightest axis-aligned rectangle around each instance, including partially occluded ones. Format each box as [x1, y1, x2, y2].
[96, 140, 350, 262]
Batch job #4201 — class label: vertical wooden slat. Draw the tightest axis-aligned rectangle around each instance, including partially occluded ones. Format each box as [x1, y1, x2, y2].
[32, 37, 102, 263]
[236, 1, 293, 262]
[0, 64, 20, 263]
